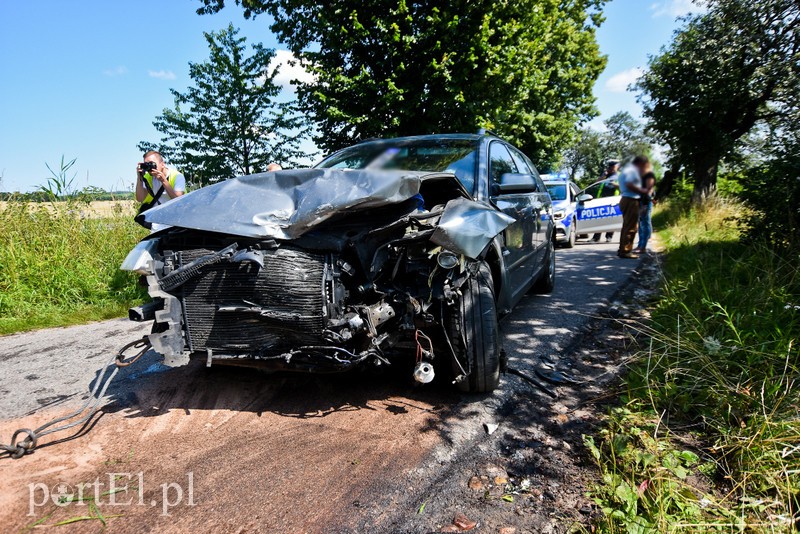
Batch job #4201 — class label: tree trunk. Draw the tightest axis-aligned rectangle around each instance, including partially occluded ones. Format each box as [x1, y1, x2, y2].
[692, 154, 719, 205]
[656, 162, 681, 200]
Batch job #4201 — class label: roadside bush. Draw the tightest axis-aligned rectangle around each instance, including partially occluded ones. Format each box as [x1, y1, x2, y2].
[738, 140, 800, 250]
[587, 199, 800, 532]
[0, 199, 147, 334]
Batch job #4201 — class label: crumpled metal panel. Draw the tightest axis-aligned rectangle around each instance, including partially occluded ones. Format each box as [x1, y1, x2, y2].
[140, 168, 423, 239]
[431, 198, 515, 259]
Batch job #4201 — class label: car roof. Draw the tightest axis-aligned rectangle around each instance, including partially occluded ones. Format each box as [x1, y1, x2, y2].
[355, 133, 487, 144]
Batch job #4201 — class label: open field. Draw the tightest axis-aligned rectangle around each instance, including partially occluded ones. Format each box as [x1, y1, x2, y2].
[0, 199, 137, 219]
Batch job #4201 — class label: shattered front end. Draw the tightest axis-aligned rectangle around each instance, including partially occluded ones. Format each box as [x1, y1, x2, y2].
[121, 169, 512, 387]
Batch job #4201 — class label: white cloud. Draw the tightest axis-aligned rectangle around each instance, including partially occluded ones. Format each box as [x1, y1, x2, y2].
[103, 66, 127, 77]
[148, 69, 176, 80]
[267, 50, 316, 90]
[604, 67, 643, 93]
[650, 0, 706, 18]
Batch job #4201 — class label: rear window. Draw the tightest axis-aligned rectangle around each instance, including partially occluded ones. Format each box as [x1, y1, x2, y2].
[316, 139, 478, 195]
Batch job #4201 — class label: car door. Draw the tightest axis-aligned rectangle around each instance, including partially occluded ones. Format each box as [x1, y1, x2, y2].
[576, 180, 623, 234]
[488, 142, 537, 297]
[508, 147, 547, 260]
[566, 181, 581, 223]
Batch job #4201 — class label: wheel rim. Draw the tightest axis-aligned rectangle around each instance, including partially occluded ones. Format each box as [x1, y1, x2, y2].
[548, 239, 555, 283]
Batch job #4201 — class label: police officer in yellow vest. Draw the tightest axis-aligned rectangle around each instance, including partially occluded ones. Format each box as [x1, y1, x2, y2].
[135, 150, 185, 231]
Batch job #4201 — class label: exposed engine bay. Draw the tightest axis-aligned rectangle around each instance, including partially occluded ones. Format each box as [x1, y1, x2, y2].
[122, 168, 515, 391]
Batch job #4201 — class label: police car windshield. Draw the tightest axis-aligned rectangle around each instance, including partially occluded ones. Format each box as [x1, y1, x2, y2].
[545, 184, 567, 201]
[316, 139, 478, 195]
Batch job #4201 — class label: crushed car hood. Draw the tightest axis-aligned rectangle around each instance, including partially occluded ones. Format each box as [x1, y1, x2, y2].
[139, 168, 425, 239]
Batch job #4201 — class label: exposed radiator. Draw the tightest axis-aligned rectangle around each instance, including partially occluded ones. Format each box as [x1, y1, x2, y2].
[173, 246, 327, 355]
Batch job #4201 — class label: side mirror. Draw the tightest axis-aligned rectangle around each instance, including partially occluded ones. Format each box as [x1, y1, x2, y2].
[494, 173, 538, 195]
[577, 193, 593, 203]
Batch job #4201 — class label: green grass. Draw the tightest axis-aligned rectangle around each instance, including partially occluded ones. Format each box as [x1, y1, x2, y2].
[0, 199, 147, 335]
[585, 199, 800, 532]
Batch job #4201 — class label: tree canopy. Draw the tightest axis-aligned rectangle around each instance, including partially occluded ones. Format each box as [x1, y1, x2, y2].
[139, 24, 308, 185]
[196, 0, 607, 167]
[559, 111, 654, 184]
[637, 0, 799, 203]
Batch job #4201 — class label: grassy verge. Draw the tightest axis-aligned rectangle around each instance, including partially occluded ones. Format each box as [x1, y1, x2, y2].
[585, 199, 799, 532]
[0, 200, 147, 335]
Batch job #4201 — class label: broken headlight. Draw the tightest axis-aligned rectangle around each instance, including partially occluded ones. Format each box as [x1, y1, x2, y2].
[120, 239, 159, 275]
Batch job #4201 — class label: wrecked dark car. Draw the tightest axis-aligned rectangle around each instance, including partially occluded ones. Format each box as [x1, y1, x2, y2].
[121, 134, 555, 393]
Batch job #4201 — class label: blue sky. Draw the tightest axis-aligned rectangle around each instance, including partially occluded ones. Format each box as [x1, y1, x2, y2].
[0, 0, 701, 192]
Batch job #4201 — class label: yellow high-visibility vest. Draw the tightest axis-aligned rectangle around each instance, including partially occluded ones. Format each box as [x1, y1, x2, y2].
[141, 168, 179, 205]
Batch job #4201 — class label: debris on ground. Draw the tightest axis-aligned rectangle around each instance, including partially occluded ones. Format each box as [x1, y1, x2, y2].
[468, 476, 487, 491]
[440, 512, 479, 532]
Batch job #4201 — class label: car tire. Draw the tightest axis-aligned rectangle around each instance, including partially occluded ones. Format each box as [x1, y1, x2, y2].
[564, 218, 576, 248]
[446, 261, 501, 393]
[532, 234, 556, 294]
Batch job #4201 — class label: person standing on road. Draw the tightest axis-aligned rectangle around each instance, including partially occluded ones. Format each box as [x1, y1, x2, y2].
[617, 156, 650, 259]
[135, 150, 186, 231]
[592, 159, 620, 243]
[633, 171, 657, 254]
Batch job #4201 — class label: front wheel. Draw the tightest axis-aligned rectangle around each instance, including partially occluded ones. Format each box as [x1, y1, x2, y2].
[532, 235, 555, 294]
[446, 262, 501, 393]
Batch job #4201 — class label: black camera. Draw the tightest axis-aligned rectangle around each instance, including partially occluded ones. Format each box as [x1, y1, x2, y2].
[140, 161, 157, 173]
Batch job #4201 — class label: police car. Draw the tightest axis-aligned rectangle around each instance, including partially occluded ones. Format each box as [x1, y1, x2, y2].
[575, 178, 624, 238]
[542, 173, 581, 248]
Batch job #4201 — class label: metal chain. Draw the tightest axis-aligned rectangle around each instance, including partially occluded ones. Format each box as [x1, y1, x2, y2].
[0, 336, 151, 460]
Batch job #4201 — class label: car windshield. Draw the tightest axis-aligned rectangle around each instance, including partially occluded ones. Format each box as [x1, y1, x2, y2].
[545, 184, 567, 201]
[316, 139, 478, 195]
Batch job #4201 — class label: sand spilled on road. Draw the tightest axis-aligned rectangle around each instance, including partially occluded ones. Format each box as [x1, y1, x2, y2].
[0, 364, 448, 533]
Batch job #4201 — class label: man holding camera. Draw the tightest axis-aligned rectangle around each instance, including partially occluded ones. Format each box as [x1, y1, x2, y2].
[135, 150, 185, 230]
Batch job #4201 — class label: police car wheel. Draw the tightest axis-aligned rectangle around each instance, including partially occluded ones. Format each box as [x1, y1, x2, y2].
[532, 235, 556, 294]
[446, 261, 501, 393]
[564, 218, 576, 248]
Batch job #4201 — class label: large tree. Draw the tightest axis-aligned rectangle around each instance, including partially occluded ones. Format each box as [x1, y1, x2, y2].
[560, 128, 604, 183]
[139, 24, 308, 185]
[637, 0, 799, 203]
[559, 111, 654, 184]
[195, 0, 607, 167]
[601, 111, 652, 162]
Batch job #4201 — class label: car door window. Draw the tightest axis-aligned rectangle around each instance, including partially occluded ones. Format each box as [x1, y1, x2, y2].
[598, 182, 620, 198]
[584, 182, 603, 198]
[508, 147, 532, 175]
[489, 142, 518, 187]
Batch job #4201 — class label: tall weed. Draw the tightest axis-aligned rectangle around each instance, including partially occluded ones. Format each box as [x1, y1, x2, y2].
[0, 199, 147, 334]
[587, 199, 800, 532]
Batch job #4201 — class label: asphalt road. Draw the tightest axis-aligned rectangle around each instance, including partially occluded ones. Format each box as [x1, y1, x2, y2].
[0, 240, 641, 532]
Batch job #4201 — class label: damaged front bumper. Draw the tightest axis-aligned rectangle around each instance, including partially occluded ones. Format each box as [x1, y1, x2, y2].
[121, 171, 512, 376]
